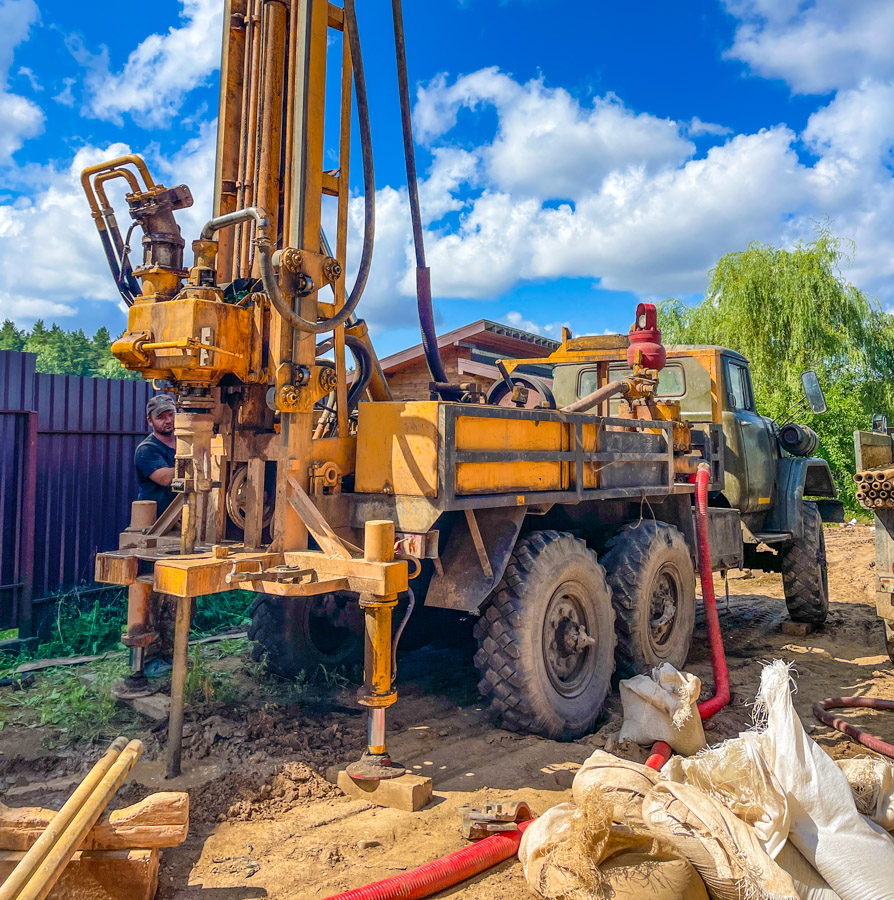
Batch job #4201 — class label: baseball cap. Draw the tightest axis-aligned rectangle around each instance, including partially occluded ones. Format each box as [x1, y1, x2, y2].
[146, 394, 176, 418]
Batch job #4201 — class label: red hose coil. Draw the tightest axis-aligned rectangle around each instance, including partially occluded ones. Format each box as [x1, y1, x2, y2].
[646, 464, 730, 770]
[813, 696, 894, 759]
[321, 819, 534, 900]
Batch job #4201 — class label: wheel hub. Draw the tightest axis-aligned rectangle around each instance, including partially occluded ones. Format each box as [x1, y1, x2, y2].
[543, 586, 595, 696]
[649, 565, 679, 649]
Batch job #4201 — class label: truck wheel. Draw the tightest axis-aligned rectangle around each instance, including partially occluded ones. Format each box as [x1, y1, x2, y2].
[780, 501, 829, 625]
[601, 521, 696, 677]
[248, 593, 362, 679]
[473, 530, 615, 740]
[884, 621, 894, 665]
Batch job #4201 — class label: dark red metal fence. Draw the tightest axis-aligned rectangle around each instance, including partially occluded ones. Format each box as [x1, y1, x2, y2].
[0, 351, 152, 636]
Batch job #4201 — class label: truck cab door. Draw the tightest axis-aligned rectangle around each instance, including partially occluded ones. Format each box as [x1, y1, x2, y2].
[722, 358, 776, 514]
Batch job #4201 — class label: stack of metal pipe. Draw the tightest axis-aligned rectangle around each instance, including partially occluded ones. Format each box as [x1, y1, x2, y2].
[854, 466, 894, 508]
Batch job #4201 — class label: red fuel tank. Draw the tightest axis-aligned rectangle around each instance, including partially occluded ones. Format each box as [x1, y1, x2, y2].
[627, 302, 666, 371]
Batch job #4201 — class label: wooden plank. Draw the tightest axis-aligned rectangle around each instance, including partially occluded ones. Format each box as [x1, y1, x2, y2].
[153, 551, 281, 597]
[0, 849, 158, 900]
[94, 554, 138, 586]
[0, 794, 188, 851]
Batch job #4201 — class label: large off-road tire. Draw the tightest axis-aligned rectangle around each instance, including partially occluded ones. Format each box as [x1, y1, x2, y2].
[601, 521, 696, 677]
[473, 531, 616, 740]
[248, 593, 362, 678]
[780, 501, 829, 625]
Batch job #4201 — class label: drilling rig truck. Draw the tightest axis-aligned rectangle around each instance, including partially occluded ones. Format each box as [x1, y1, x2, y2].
[83, 0, 840, 787]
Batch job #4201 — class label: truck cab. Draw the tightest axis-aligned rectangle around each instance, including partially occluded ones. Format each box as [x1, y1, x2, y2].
[540, 338, 840, 537]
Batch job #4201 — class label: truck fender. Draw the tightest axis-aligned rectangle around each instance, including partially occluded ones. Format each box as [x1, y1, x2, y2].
[424, 507, 527, 611]
[765, 457, 838, 539]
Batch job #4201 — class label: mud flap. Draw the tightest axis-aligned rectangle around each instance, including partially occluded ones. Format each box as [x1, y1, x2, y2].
[424, 507, 527, 611]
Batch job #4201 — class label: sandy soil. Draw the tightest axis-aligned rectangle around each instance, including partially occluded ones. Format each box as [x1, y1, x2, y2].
[1, 524, 892, 899]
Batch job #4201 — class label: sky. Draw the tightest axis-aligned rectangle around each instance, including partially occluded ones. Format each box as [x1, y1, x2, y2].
[2, 0, 894, 358]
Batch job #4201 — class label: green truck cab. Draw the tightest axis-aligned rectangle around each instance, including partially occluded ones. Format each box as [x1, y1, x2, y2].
[504, 333, 841, 625]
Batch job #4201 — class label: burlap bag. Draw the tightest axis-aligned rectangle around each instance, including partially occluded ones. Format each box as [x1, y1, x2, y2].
[572, 748, 662, 828]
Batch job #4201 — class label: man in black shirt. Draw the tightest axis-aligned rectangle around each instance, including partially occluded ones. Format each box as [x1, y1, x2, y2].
[135, 394, 176, 515]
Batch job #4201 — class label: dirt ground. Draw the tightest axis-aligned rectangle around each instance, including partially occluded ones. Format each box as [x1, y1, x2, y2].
[2, 524, 893, 899]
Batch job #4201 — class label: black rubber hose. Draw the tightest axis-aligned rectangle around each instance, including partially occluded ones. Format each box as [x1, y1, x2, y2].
[315, 334, 373, 413]
[345, 334, 373, 411]
[391, 0, 452, 394]
[254, 0, 374, 334]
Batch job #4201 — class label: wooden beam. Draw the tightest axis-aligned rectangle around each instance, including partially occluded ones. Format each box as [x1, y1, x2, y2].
[0, 794, 188, 852]
[286, 475, 356, 559]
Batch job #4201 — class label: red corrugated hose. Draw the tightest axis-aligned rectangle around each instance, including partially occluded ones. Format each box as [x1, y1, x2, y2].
[646, 463, 730, 770]
[321, 818, 534, 900]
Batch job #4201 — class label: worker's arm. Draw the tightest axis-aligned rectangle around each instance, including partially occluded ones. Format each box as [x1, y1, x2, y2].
[149, 467, 174, 487]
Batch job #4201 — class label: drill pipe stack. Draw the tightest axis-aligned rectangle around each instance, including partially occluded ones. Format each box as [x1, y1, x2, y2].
[854, 466, 894, 508]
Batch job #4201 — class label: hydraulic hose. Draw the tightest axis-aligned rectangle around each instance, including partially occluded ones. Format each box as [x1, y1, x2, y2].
[694, 461, 731, 721]
[646, 462, 730, 771]
[813, 696, 894, 759]
[322, 818, 533, 900]
[254, 0, 373, 334]
[391, 0, 454, 395]
[316, 334, 374, 412]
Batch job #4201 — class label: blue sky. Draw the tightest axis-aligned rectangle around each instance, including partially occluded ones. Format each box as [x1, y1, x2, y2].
[2, 0, 894, 358]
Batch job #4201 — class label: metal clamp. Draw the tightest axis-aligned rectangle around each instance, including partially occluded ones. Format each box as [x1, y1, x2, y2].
[459, 801, 533, 840]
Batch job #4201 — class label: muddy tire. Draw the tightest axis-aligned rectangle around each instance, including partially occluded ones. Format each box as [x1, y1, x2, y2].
[473, 530, 616, 740]
[780, 501, 829, 625]
[248, 593, 362, 679]
[601, 521, 696, 677]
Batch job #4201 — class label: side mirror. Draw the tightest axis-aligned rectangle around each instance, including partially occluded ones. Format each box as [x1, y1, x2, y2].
[873, 414, 888, 434]
[801, 370, 827, 414]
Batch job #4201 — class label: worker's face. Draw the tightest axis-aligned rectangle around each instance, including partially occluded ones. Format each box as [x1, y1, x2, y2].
[149, 409, 175, 436]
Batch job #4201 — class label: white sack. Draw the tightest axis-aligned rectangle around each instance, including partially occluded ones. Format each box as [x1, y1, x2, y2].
[619, 663, 706, 756]
[775, 841, 842, 900]
[755, 660, 894, 900]
[836, 756, 894, 831]
[662, 731, 790, 858]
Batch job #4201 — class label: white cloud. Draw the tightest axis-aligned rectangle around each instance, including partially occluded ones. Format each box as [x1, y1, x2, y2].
[344, 65, 894, 326]
[504, 311, 570, 337]
[416, 69, 694, 199]
[82, 0, 222, 127]
[0, 0, 43, 164]
[0, 126, 216, 323]
[724, 0, 894, 94]
[688, 116, 732, 137]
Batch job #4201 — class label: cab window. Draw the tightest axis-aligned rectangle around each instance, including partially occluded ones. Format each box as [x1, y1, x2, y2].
[726, 361, 754, 411]
[578, 363, 686, 399]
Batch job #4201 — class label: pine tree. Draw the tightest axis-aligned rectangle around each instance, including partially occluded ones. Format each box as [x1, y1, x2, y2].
[0, 319, 25, 351]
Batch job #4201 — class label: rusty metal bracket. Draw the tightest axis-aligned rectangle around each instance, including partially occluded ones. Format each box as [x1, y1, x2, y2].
[459, 801, 533, 840]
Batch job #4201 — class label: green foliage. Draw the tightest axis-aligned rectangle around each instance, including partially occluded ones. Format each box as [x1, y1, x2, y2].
[40, 590, 129, 659]
[192, 591, 254, 637]
[184, 645, 238, 706]
[0, 656, 136, 744]
[0, 319, 138, 380]
[658, 227, 894, 509]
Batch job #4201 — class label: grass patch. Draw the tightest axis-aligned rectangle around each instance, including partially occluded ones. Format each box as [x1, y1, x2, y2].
[192, 590, 253, 637]
[0, 655, 136, 745]
[183, 645, 239, 707]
